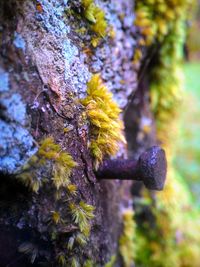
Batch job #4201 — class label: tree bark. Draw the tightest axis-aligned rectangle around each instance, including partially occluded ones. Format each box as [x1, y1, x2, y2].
[0, 0, 156, 266]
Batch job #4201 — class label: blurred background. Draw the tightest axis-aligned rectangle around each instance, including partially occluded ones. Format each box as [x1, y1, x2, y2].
[131, 1, 200, 266]
[175, 2, 200, 205]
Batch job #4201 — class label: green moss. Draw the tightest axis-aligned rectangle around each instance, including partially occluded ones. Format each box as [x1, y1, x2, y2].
[104, 255, 116, 267]
[134, 173, 200, 267]
[81, 74, 125, 169]
[119, 210, 135, 267]
[70, 201, 95, 237]
[17, 137, 95, 266]
[134, 0, 189, 64]
[17, 137, 77, 192]
[71, 257, 80, 267]
[51, 211, 62, 224]
[81, 0, 107, 37]
[57, 253, 67, 267]
[80, 0, 107, 47]
[135, 0, 189, 46]
[83, 259, 95, 267]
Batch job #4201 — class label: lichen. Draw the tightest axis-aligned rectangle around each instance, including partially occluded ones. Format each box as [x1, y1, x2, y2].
[0, 92, 36, 174]
[1, 93, 26, 124]
[34, 0, 70, 37]
[88, 1, 137, 112]
[0, 67, 9, 92]
[26, 0, 90, 99]
[13, 32, 26, 51]
[81, 74, 125, 169]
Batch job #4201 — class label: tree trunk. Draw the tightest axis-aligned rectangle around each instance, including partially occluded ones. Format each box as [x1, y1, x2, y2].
[0, 0, 155, 266]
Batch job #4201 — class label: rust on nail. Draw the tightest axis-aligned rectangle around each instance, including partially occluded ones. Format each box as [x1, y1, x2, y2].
[95, 146, 167, 191]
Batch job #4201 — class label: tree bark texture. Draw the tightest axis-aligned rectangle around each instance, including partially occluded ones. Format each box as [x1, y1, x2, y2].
[0, 0, 156, 266]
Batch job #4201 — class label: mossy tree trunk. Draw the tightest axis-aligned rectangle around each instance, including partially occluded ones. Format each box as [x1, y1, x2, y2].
[0, 0, 155, 266]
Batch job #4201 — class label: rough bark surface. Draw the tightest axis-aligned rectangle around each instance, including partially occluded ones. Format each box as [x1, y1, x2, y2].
[0, 0, 155, 266]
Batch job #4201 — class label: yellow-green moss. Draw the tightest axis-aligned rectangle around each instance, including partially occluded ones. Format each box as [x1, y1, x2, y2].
[71, 257, 80, 267]
[81, 74, 125, 169]
[104, 255, 116, 267]
[134, 0, 190, 63]
[83, 259, 95, 267]
[119, 210, 135, 267]
[81, 0, 107, 37]
[17, 137, 77, 192]
[135, 0, 190, 46]
[17, 137, 95, 266]
[81, 0, 107, 47]
[69, 201, 95, 237]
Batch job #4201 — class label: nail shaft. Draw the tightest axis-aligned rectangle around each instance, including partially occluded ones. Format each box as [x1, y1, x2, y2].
[96, 159, 139, 180]
[95, 146, 167, 191]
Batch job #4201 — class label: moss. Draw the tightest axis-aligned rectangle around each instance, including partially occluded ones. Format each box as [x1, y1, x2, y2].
[81, 74, 125, 169]
[83, 259, 95, 267]
[104, 255, 116, 267]
[67, 184, 78, 195]
[135, 0, 189, 46]
[18, 242, 38, 264]
[81, 0, 107, 37]
[57, 253, 66, 267]
[119, 210, 135, 267]
[17, 137, 77, 192]
[70, 201, 95, 237]
[17, 137, 95, 266]
[51, 211, 62, 224]
[134, 0, 190, 63]
[68, 1, 107, 47]
[80, 0, 107, 47]
[134, 173, 200, 267]
[71, 257, 80, 267]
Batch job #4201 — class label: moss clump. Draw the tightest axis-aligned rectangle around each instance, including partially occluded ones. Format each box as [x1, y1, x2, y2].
[18, 242, 39, 264]
[83, 260, 95, 267]
[135, 0, 190, 46]
[81, 74, 125, 169]
[81, 0, 107, 47]
[69, 201, 95, 237]
[81, 0, 107, 37]
[119, 209, 135, 267]
[104, 255, 116, 267]
[17, 137, 77, 192]
[134, 0, 190, 63]
[17, 137, 95, 266]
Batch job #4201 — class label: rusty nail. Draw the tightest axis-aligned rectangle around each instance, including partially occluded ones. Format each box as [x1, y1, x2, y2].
[95, 146, 167, 191]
